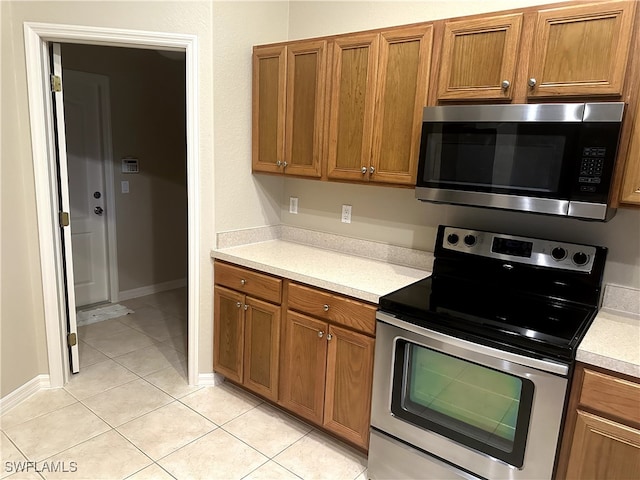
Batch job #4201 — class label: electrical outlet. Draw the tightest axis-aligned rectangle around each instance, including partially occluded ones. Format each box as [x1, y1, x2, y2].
[289, 197, 298, 214]
[341, 204, 352, 224]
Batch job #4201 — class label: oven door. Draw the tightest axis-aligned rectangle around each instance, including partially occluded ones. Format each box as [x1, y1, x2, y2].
[371, 312, 569, 480]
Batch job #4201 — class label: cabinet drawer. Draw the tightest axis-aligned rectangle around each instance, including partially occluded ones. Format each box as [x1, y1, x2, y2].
[214, 261, 282, 304]
[287, 283, 376, 335]
[579, 369, 640, 424]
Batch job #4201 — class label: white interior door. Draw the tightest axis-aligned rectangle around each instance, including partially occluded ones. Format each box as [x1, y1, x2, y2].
[64, 70, 110, 307]
[52, 44, 80, 373]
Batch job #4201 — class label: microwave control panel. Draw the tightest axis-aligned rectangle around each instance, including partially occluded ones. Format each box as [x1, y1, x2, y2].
[578, 147, 606, 193]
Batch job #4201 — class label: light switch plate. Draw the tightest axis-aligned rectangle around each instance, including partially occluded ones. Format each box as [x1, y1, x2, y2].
[289, 197, 298, 214]
[341, 204, 352, 223]
[121, 181, 129, 194]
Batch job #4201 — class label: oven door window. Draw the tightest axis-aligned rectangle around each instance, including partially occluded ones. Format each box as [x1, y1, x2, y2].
[417, 122, 579, 198]
[391, 340, 534, 468]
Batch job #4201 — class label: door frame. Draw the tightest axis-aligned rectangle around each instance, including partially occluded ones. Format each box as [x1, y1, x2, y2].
[23, 22, 200, 387]
[64, 69, 119, 307]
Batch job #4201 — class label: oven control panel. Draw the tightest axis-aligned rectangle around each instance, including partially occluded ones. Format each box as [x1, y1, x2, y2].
[442, 227, 597, 272]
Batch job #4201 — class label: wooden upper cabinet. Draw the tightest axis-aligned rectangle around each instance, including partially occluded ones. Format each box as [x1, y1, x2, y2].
[327, 33, 380, 182]
[437, 14, 523, 101]
[252, 45, 286, 174]
[620, 114, 640, 204]
[328, 26, 433, 185]
[252, 41, 326, 177]
[371, 25, 433, 185]
[528, 1, 636, 98]
[284, 40, 327, 177]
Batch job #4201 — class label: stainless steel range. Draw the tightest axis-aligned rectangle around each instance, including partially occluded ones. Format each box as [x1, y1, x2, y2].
[369, 225, 606, 480]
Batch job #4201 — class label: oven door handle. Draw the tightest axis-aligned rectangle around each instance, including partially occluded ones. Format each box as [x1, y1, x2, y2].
[376, 311, 569, 376]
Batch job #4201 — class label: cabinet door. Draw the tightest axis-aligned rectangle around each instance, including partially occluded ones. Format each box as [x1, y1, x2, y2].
[284, 40, 326, 178]
[243, 297, 281, 401]
[528, 1, 636, 98]
[370, 25, 433, 185]
[327, 33, 379, 181]
[324, 325, 375, 449]
[213, 286, 244, 383]
[279, 311, 327, 424]
[437, 14, 523, 101]
[620, 114, 640, 205]
[252, 45, 286, 173]
[565, 410, 640, 479]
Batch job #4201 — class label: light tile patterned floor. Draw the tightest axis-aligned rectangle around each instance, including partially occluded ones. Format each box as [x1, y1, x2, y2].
[0, 289, 368, 480]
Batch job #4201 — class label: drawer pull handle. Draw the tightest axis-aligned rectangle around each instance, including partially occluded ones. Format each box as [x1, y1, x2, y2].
[240, 279, 246, 285]
[323, 304, 329, 312]
[326, 334, 333, 341]
[318, 331, 324, 338]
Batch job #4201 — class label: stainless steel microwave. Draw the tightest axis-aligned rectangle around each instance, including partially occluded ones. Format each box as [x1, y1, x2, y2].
[415, 103, 624, 221]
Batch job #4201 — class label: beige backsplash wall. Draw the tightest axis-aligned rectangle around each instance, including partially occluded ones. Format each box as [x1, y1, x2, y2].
[280, 0, 640, 291]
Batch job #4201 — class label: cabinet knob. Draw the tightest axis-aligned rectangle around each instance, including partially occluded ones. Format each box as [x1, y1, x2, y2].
[361, 166, 367, 174]
[501, 80, 510, 89]
[276, 160, 282, 167]
[528, 78, 537, 88]
[283, 161, 288, 168]
[244, 304, 248, 311]
[236, 301, 242, 308]
[318, 331, 324, 338]
[323, 304, 329, 312]
[240, 279, 246, 285]
[326, 333, 333, 341]
[369, 166, 375, 174]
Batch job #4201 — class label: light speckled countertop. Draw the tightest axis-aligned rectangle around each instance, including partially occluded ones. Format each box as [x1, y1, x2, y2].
[212, 234, 639, 378]
[211, 240, 430, 304]
[577, 308, 640, 378]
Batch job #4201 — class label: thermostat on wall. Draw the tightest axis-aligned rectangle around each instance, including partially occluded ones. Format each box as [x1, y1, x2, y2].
[121, 158, 139, 173]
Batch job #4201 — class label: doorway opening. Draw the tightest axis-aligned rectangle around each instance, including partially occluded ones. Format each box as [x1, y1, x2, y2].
[24, 23, 200, 388]
[60, 44, 189, 381]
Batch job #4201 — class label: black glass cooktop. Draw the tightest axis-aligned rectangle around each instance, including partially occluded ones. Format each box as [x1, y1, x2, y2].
[378, 276, 597, 362]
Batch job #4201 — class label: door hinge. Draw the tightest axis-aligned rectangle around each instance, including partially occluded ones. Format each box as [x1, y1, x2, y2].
[51, 74, 62, 93]
[59, 211, 70, 227]
[67, 332, 77, 347]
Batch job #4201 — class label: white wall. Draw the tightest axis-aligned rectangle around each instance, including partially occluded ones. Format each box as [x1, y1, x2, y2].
[281, 0, 640, 290]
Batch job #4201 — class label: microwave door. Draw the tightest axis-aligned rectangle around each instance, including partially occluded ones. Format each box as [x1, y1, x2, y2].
[416, 122, 576, 216]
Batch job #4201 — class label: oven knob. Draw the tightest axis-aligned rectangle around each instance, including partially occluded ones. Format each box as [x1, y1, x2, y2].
[464, 234, 476, 246]
[572, 251, 589, 266]
[447, 233, 459, 245]
[551, 247, 567, 261]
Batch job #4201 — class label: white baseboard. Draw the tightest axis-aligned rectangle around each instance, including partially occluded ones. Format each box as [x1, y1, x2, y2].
[0, 375, 51, 413]
[198, 373, 225, 386]
[118, 278, 187, 302]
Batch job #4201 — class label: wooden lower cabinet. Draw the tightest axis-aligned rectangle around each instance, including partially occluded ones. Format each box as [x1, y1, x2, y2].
[324, 324, 375, 447]
[280, 285, 376, 450]
[214, 262, 376, 451]
[213, 285, 281, 401]
[564, 411, 640, 479]
[556, 363, 640, 479]
[279, 311, 328, 424]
